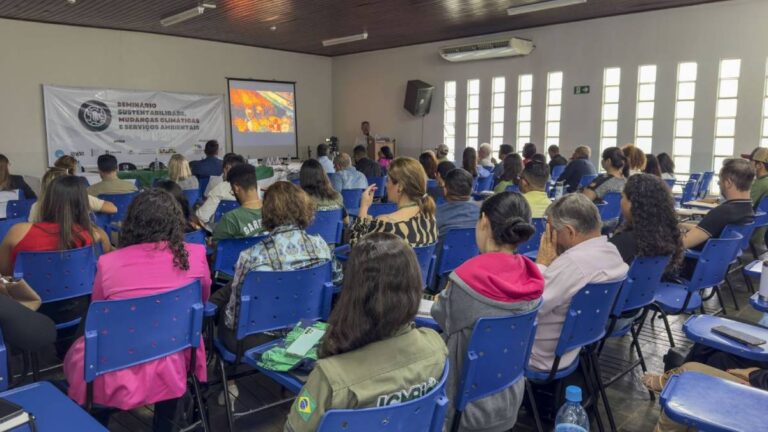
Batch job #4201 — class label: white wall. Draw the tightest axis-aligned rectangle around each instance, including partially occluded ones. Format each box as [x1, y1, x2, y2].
[0, 18, 333, 176]
[332, 0, 768, 174]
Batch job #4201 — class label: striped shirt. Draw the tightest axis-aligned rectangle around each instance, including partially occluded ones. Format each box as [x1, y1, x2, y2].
[349, 212, 437, 247]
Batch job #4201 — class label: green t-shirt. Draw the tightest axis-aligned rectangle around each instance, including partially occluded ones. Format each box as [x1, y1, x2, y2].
[212, 207, 264, 240]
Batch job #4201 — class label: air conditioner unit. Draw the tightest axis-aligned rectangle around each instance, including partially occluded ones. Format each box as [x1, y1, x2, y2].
[439, 37, 534, 62]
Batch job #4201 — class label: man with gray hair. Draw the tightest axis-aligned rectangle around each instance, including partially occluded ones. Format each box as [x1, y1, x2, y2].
[331, 152, 368, 192]
[478, 142, 494, 170]
[529, 193, 628, 372]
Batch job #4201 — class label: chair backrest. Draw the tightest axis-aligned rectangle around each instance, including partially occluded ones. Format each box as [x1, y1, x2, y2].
[758, 196, 768, 214]
[687, 233, 743, 291]
[213, 200, 240, 223]
[722, 221, 757, 251]
[697, 171, 714, 199]
[551, 164, 566, 180]
[13, 246, 96, 303]
[688, 172, 703, 196]
[306, 209, 344, 245]
[341, 189, 365, 210]
[0, 329, 7, 392]
[6, 199, 36, 220]
[367, 176, 387, 198]
[98, 192, 138, 222]
[118, 162, 137, 171]
[436, 228, 479, 277]
[753, 211, 768, 231]
[413, 243, 437, 288]
[664, 178, 676, 189]
[554, 278, 626, 356]
[197, 176, 210, 197]
[679, 180, 697, 205]
[579, 174, 597, 188]
[599, 192, 622, 223]
[613, 255, 671, 315]
[517, 218, 545, 254]
[427, 179, 439, 189]
[317, 361, 450, 432]
[83, 281, 203, 383]
[183, 189, 200, 208]
[184, 230, 206, 245]
[0, 218, 24, 242]
[455, 305, 541, 411]
[367, 203, 398, 217]
[236, 262, 334, 339]
[505, 184, 520, 193]
[475, 175, 494, 192]
[213, 235, 268, 278]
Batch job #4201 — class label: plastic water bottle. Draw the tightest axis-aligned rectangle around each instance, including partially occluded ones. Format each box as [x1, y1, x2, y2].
[555, 386, 589, 432]
[555, 181, 565, 199]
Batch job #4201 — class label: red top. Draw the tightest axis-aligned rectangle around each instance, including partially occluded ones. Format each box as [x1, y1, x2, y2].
[10, 222, 93, 269]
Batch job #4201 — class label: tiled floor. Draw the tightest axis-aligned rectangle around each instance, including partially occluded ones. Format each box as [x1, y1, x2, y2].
[26, 266, 764, 432]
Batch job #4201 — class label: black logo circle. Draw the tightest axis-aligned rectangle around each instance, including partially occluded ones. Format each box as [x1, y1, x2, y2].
[78, 100, 111, 132]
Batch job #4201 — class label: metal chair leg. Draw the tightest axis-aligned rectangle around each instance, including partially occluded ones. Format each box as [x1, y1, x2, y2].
[724, 277, 740, 311]
[629, 324, 654, 401]
[525, 380, 545, 432]
[590, 350, 617, 432]
[191, 374, 210, 432]
[579, 354, 605, 432]
[714, 286, 728, 316]
[219, 357, 235, 432]
[650, 304, 675, 347]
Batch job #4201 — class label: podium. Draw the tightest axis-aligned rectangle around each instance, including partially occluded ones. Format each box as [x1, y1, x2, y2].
[367, 139, 396, 160]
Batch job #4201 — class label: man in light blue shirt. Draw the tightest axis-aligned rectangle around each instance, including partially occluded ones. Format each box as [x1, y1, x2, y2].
[436, 168, 481, 238]
[316, 143, 335, 174]
[331, 153, 368, 192]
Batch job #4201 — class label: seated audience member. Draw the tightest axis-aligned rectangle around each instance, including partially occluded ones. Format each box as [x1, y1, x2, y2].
[493, 144, 514, 180]
[622, 144, 647, 176]
[0, 292, 56, 353]
[190, 139, 223, 178]
[63, 189, 210, 431]
[609, 174, 683, 271]
[203, 152, 237, 196]
[155, 180, 201, 233]
[658, 153, 676, 181]
[300, 159, 348, 225]
[351, 157, 438, 247]
[557, 145, 596, 193]
[29, 168, 117, 222]
[331, 152, 368, 192]
[54, 155, 89, 188]
[0, 176, 111, 323]
[378, 145, 394, 171]
[87, 154, 138, 196]
[582, 147, 628, 202]
[285, 233, 447, 432]
[168, 154, 199, 191]
[212, 164, 264, 241]
[531, 153, 547, 164]
[478, 142, 495, 170]
[210, 182, 332, 353]
[436, 169, 480, 238]
[419, 151, 439, 180]
[548, 145, 568, 175]
[680, 158, 754, 250]
[432, 192, 543, 431]
[352, 144, 382, 178]
[0, 154, 36, 199]
[316, 143, 335, 174]
[520, 161, 551, 218]
[494, 153, 524, 193]
[530, 194, 628, 371]
[745, 148, 768, 250]
[196, 154, 245, 231]
[522, 143, 537, 166]
[435, 143, 451, 163]
[644, 154, 662, 177]
[462, 147, 480, 178]
[429, 160, 456, 203]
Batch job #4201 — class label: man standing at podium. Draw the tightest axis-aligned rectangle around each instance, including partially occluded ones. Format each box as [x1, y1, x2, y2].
[354, 121, 376, 147]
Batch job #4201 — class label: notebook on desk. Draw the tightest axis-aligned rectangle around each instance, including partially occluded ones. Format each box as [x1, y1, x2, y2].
[0, 398, 33, 432]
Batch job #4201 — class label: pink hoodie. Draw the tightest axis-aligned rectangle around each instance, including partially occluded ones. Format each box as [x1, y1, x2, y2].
[454, 252, 544, 302]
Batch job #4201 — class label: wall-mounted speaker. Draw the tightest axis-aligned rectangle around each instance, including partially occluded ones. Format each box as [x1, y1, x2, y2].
[404, 80, 434, 117]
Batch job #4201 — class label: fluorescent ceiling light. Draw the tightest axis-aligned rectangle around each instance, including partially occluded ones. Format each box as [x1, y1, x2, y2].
[322, 31, 368, 47]
[507, 0, 587, 16]
[161, 2, 216, 27]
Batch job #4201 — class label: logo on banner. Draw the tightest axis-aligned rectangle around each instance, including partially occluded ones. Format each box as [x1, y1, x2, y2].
[78, 100, 112, 132]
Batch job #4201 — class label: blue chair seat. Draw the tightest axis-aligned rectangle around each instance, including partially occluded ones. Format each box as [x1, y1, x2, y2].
[414, 316, 441, 332]
[524, 358, 580, 382]
[660, 371, 768, 432]
[243, 339, 308, 394]
[682, 315, 768, 363]
[653, 282, 702, 313]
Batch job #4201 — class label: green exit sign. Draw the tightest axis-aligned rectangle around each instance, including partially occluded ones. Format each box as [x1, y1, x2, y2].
[574, 85, 590, 95]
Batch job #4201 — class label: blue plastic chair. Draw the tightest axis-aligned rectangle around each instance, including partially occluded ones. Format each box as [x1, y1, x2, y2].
[551, 165, 566, 181]
[13, 246, 96, 330]
[367, 202, 398, 217]
[0, 381, 107, 431]
[718, 221, 758, 310]
[517, 218, 545, 258]
[307, 209, 344, 245]
[696, 171, 714, 199]
[676, 180, 698, 208]
[97, 192, 137, 223]
[341, 188, 364, 211]
[475, 175, 494, 192]
[217, 262, 334, 429]
[653, 234, 743, 346]
[682, 315, 768, 363]
[579, 174, 597, 188]
[184, 230, 206, 245]
[435, 228, 479, 284]
[452, 306, 541, 432]
[6, 199, 36, 220]
[0, 217, 24, 242]
[427, 179, 439, 190]
[197, 176, 210, 198]
[366, 176, 387, 199]
[82, 282, 208, 430]
[505, 184, 520, 193]
[526, 278, 626, 432]
[183, 189, 201, 208]
[664, 178, 676, 189]
[212, 235, 268, 280]
[660, 371, 768, 432]
[318, 362, 449, 432]
[213, 200, 239, 223]
[0, 329, 7, 392]
[327, 172, 337, 186]
[599, 192, 622, 225]
[413, 243, 437, 288]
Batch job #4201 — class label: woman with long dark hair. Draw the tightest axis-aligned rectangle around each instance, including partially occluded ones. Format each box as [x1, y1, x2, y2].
[377, 146, 394, 171]
[657, 153, 676, 181]
[285, 233, 447, 432]
[644, 154, 662, 177]
[462, 147, 479, 178]
[582, 147, 628, 202]
[494, 153, 524, 193]
[299, 159, 348, 225]
[155, 180, 202, 232]
[0, 154, 36, 199]
[63, 189, 211, 431]
[419, 151, 439, 180]
[432, 192, 543, 431]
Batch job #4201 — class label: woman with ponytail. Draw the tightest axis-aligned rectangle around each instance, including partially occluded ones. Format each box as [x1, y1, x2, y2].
[582, 146, 628, 202]
[430, 191, 544, 431]
[350, 157, 437, 246]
